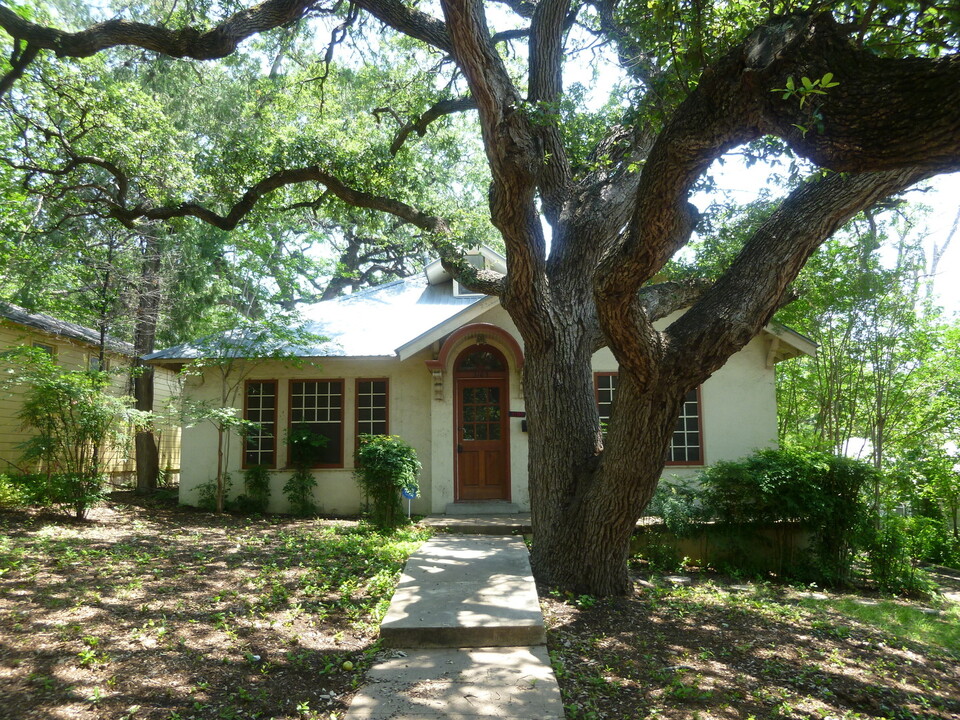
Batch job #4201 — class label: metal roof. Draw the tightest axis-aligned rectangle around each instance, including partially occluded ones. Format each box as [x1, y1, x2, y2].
[0, 301, 135, 355]
[145, 243, 817, 364]
[144, 275, 486, 362]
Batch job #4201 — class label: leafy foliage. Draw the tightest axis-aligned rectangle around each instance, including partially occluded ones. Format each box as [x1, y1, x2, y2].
[237, 464, 271, 514]
[282, 425, 324, 517]
[697, 447, 877, 584]
[1, 348, 145, 518]
[354, 434, 421, 529]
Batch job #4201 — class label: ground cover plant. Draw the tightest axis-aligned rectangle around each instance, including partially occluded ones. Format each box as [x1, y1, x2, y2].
[543, 568, 960, 720]
[0, 493, 429, 720]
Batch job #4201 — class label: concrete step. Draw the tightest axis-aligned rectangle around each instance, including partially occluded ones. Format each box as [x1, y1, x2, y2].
[422, 513, 531, 535]
[379, 535, 546, 648]
[344, 647, 563, 719]
[444, 500, 521, 515]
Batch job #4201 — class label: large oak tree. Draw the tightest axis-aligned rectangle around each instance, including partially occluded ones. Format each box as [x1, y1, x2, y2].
[2, 0, 959, 594]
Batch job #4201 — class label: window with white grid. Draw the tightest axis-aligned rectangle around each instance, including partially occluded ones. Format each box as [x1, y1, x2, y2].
[356, 379, 388, 437]
[289, 380, 343, 466]
[244, 380, 277, 468]
[593, 374, 703, 465]
[595, 373, 618, 436]
[668, 388, 702, 464]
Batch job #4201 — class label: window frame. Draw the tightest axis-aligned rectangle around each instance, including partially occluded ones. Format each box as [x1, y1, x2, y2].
[355, 378, 389, 440]
[666, 386, 704, 466]
[594, 371, 618, 436]
[88, 354, 111, 372]
[287, 378, 345, 469]
[32, 341, 56, 357]
[592, 372, 705, 467]
[242, 379, 278, 470]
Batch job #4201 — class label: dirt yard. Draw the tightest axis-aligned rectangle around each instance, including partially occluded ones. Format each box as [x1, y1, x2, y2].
[0, 494, 427, 720]
[1, 495, 958, 720]
[542, 568, 960, 719]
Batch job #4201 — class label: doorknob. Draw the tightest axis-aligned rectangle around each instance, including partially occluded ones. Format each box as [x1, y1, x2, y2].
[457, 444, 463, 453]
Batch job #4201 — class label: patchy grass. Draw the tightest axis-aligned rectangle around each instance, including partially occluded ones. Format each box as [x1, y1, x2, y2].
[806, 597, 960, 656]
[0, 493, 430, 720]
[542, 574, 960, 720]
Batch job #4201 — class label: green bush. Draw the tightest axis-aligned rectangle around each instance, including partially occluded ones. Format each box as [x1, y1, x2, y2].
[651, 448, 953, 592]
[236, 465, 271, 514]
[196, 474, 231, 512]
[901, 515, 960, 568]
[697, 447, 876, 585]
[282, 427, 323, 517]
[283, 467, 318, 517]
[354, 434, 421, 528]
[2, 348, 142, 518]
[648, 479, 704, 535]
[0, 473, 30, 508]
[864, 515, 937, 596]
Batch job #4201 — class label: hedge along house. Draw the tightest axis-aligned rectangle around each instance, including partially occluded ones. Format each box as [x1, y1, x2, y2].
[0, 302, 182, 481]
[147, 247, 815, 516]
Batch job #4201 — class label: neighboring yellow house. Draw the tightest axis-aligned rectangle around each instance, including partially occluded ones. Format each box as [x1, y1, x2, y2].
[149, 247, 815, 516]
[0, 302, 181, 482]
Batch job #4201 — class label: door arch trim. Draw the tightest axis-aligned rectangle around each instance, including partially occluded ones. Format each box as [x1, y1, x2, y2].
[427, 322, 524, 374]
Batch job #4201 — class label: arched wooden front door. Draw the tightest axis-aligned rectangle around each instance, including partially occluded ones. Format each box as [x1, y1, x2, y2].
[454, 344, 510, 502]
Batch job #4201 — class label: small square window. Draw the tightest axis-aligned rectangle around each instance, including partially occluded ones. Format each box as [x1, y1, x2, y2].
[88, 355, 110, 372]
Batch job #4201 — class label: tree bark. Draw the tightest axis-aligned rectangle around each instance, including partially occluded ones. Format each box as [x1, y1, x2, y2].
[133, 233, 162, 494]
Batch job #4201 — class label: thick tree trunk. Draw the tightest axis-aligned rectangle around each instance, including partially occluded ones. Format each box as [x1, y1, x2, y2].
[518, 303, 686, 595]
[133, 234, 162, 494]
[524, 353, 688, 594]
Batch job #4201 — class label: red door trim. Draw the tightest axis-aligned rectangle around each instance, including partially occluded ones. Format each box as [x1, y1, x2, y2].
[453, 345, 511, 502]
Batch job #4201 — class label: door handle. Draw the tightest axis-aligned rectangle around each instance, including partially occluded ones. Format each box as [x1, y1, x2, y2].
[457, 444, 463, 453]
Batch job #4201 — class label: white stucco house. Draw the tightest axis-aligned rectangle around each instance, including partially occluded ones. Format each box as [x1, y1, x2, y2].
[146, 247, 815, 516]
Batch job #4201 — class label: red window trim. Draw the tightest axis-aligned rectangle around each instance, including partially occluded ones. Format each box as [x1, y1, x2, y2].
[355, 377, 390, 442]
[242, 379, 278, 470]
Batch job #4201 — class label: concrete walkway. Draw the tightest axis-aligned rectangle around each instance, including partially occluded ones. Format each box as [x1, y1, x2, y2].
[344, 527, 564, 719]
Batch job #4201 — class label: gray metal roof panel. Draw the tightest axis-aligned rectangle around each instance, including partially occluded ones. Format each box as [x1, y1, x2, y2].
[0, 301, 134, 355]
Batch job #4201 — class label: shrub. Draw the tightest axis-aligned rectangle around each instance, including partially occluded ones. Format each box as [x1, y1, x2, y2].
[282, 427, 324, 517]
[283, 467, 318, 517]
[864, 515, 937, 596]
[900, 515, 960, 569]
[236, 465, 271, 514]
[0, 473, 29, 508]
[354, 434, 421, 528]
[697, 447, 876, 585]
[648, 478, 704, 535]
[3, 349, 143, 518]
[197, 474, 231, 512]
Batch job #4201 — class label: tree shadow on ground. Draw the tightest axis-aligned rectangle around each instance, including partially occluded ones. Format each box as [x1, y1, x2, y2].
[0, 498, 412, 720]
[541, 574, 960, 720]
